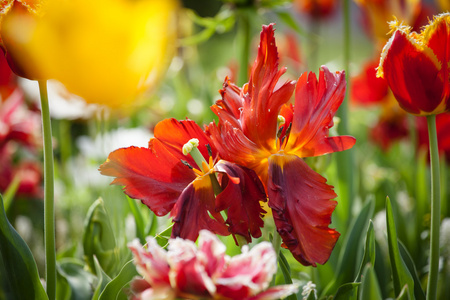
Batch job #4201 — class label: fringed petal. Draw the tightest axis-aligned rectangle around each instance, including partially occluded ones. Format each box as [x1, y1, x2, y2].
[268, 154, 340, 266]
[170, 178, 229, 241]
[214, 160, 267, 242]
[285, 66, 355, 157]
[99, 143, 195, 216]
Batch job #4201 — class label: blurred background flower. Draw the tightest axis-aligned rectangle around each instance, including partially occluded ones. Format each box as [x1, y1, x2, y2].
[1, 0, 179, 110]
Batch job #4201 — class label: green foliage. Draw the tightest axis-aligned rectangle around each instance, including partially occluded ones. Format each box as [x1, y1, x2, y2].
[56, 258, 95, 300]
[359, 264, 383, 300]
[0, 194, 47, 300]
[386, 197, 415, 299]
[322, 198, 374, 296]
[99, 260, 138, 300]
[83, 198, 120, 277]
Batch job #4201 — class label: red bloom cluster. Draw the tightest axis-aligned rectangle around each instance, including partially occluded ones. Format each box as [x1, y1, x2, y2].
[100, 24, 356, 267]
[0, 54, 42, 198]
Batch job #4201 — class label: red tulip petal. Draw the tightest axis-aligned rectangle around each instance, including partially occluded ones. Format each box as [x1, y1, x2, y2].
[170, 176, 229, 241]
[210, 78, 244, 130]
[285, 66, 356, 157]
[351, 60, 389, 105]
[380, 30, 446, 114]
[267, 154, 340, 266]
[207, 121, 271, 183]
[423, 14, 450, 103]
[214, 160, 267, 242]
[99, 142, 196, 216]
[241, 24, 296, 151]
[153, 118, 217, 161]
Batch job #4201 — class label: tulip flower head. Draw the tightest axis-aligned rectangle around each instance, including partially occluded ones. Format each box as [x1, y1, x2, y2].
[99, 118, 267, 243]
[1, 0, 178, 109]
[208, 24, 356, 266]
[128, 230, 299, 300]
[377, 14, 450, 116]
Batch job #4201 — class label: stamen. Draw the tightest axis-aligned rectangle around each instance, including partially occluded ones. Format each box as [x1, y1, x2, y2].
[206, 144, 213, 157]
[182, 138, 208, 172]
[180, 159, 193, 169]
[182, 138, 199, 155]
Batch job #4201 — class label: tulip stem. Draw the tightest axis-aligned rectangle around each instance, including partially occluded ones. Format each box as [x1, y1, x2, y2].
[39, 80, 56, 300]
[271, 230, 282, 286]
[426, 114, 441, 300]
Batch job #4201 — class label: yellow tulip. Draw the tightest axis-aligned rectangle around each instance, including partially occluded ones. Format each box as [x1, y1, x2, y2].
[1, 0, 178, 109]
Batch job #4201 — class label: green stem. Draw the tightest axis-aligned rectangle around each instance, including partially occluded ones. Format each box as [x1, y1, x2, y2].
[271, 230, 282, 286]
[335, 0, 354, 227]
[39, 80, 56, 300]
[426, 114, 441, 300]
[237, 9, 251, 86]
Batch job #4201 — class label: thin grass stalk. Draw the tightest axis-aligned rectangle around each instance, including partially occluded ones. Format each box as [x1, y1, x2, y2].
[39, 80, 56, 300]
[426, 114, 441, 300]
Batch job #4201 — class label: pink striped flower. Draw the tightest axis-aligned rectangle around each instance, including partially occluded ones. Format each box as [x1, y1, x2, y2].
[128, 230, 298, 300]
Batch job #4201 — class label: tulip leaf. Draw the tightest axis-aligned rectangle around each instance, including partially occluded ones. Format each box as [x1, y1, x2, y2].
[99, 259, 138, 300]
[398, 241, 425, 300]
[386, 197, 415, 299]
[396, 285, 411, 300]
[0, 194, 48, 300]
[333, 282, 359, 300]
[322, 198, 374, 295]
[355, 220, 376, 282]
[56, 258, 96, 300]
[127, 196, 146, 244]
[83, 198, 119, 276]
[278, 250, 297, 300]
[93, 256, 112, 300]
[274, 10, 308, 37]
[155, 224, 174, 249]
[359, 264, 382, 300]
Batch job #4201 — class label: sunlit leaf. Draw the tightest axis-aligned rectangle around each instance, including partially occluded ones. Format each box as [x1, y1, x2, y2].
[0, 194, 47, 300]
[99, 260, 138, 300]
[386, 197, 415, 299]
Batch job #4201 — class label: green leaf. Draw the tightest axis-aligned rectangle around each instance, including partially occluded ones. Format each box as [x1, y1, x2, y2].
[83, 198, 119, 276]
[0, 194, 48, 300]
[398, 241, 425, 300]
[322, 198, 374, 296]
[359, 264, 382, 300]
[93, 256, 112, 300]
[278, 251, 298, 300]
[333, 282, 359, 300]
[99, 259, 138, 300]
[56, 258, 96, 300]
[274, 10, 308, 37]
[396, 285, 411, 300]
[127, 196, 146, 244]
[155, 224, 174, 249]
[355, 221, 376, 282]
[386, 197, 415, 299]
